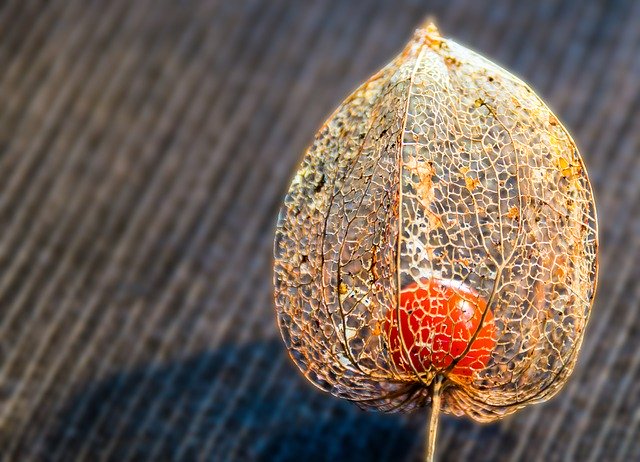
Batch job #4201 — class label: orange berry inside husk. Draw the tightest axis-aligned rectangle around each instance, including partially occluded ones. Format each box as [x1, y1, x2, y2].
[385, 278, 497, 380]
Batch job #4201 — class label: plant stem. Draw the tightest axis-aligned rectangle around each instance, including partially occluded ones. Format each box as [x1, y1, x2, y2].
[425, 375, 444, 462]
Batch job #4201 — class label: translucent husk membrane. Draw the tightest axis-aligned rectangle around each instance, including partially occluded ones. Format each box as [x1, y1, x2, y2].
[274, 19, 597, 438]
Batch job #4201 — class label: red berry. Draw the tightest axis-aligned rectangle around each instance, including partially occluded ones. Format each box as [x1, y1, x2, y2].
[385, 278, 497, 380]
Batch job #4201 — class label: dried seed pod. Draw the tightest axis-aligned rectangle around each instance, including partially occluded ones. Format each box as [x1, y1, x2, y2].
[273, 19, 597, 436]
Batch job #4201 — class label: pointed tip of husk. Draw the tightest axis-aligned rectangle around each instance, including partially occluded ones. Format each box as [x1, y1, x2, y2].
[412, 17, 444, 48]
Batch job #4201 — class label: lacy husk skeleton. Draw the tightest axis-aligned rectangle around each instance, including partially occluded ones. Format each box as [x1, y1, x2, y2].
[273, 21, 598, 461]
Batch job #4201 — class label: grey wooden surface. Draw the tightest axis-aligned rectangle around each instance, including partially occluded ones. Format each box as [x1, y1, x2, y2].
[0, 1, 638, 461]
